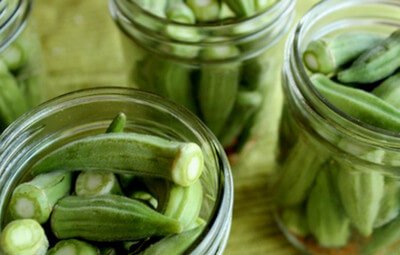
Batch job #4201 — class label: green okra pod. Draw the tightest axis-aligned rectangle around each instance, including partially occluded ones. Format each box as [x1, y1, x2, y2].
[303, 32, 383, 74]
[374, 178, 400, 228]
[276, 138, 326, 206]
[241, 57, 270, 91]
[362, 214, 400, 255]
[50, 195, 182, 242]
[133, 0, 167, 18]
[0, 74, 29, 125]
[219, 2, 236, 20]
[130, 190, 158, 209]
[186, 0, 220, 22]
[219, 90, 262, 148]
[8, 171, 72, 224]
[30, 132, 204, 187]
[311, 73, 400, 132]
[106, 112, 126, 133]
[372, 72, 400, 110]
[337, 163, 384, 237]
[198, 45, 241, 136]
[138, 220, 205, 255]
[223, 0, 255, 18]
[280, 206, 309, 237]
[166, 0, 195, 24]
[47, 239, 99, 255]
[307, 163, 350, 248]
[338, 29, 400, 84]
[0, 219, 49, 255]
[163, 180, 203, 231]
[254, 0, 277, 11]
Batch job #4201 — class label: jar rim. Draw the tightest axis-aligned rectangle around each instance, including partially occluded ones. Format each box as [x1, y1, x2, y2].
[286, 0, 400, 148]
[0, 0, 31, 52]
[0, 87, 234, 254]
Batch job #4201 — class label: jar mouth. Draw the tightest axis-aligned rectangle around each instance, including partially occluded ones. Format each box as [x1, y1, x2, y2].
[0, 0, 31, 52]
[109, 0, 295, 63]
[287, 0, 400, 148]
[0, 87, 233, 253]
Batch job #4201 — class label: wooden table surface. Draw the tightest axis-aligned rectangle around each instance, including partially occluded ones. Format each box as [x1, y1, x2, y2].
[32, 1, 320, 254]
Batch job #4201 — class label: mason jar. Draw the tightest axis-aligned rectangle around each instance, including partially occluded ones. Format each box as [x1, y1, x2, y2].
[275, 0, 400, 254]
[0, 0, 46, 131]
[109, 0, 296, 155]
[0, 87, 233, 254]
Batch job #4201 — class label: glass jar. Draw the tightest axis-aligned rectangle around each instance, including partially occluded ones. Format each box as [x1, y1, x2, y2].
[275, 0, 400, 254]
[109, 0, 296, 155]
[0, 87, 233, 254]
[0, 0, 46, 131]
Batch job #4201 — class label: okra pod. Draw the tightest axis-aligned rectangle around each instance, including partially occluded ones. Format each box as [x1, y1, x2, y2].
[338, 29, 400, 83]
[219, 90, 262, 147]
[0, 74, 29, 125]
[75, 171, 123, 196]
[311, 73, 400, 132]
[374, 178, 400, 228]
[30, 132, 204, 187]
[166, 0, 195, 24]
[372, 72, 400, 110]
[130, 190, 158, 209]
[337, 164, 384, 237]
[8, 171, 72, 224]
[0, 41, 28, 71]
[0, 219, 49, 255]
[138, 221, 205, 255]
[105, 112, 126, 133]
[362, 214, 400, 255]
[223, 0, 255, 17]
[276, 138, 326, 206]
[163, 180, 203, 230]
[303, 32, 383, 74]
[50, 195, 182, 241]
[198, 45, 241, 136]
[47, 239, 99, 255]
[133, 0, 167, 18]
[186, 0, 220, 22]
[280, 206, 309, 237]
[307, 163, 350, 248]
[219, 2, 235, 20]
[254, 0, 277, 11]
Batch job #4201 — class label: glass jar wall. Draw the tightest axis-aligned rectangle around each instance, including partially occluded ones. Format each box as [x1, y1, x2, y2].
[275, 0, 400, 254]
[0, 0, 46, 131]
[0, 88, 233, 254]
[109, 0, 295, 154]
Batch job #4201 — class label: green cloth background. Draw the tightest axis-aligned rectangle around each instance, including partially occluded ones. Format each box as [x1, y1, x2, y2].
[32, 1, 319, 254]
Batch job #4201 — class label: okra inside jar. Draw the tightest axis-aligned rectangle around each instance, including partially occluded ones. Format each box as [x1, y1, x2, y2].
[275, 0, 400, 254]
[0, 88, 233, 255]
[109, 0, 295, 154]
[0, 0, 46, 131]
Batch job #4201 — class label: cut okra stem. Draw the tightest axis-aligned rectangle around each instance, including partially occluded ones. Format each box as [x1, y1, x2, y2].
[75, 171, 122, 196]
[8, 171, 72, 223]
[0, 219, 49, 255]
[47, 239, 99, 255]
[30, 132, 204, 187]
[50, 195, 183, 241]
[303, 32, 383, 74]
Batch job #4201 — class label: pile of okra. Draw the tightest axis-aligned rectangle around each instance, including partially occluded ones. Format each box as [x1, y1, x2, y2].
[0, 113, 207, 255]
[278, 28, 400, 253]
[130, 0, 278, 148]
[0, 32, 43, 130]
